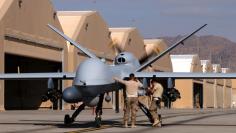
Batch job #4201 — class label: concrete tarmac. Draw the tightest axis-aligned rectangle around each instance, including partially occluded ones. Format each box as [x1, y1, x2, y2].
[0, 108, 236, 133]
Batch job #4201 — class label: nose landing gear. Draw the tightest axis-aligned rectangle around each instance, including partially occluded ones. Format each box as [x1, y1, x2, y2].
[64, 103, 86, 125]
[62, 93, 105, 128]
[94, 93, 105, 128]
[64, 114, 74, 125]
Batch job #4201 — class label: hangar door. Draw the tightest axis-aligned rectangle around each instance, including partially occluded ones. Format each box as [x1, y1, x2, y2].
[4, 54, 62, 110]
[193, 83, 203, 108]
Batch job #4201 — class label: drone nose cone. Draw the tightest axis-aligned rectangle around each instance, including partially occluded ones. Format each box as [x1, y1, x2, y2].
[62, 86, 82, 103]
[73, 59, 113, 86]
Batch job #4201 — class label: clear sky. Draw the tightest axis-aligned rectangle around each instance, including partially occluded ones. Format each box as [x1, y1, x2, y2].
[52, 0, 236, 42]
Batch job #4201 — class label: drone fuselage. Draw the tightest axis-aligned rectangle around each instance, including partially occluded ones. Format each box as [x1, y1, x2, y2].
[62, 52, 141, 107]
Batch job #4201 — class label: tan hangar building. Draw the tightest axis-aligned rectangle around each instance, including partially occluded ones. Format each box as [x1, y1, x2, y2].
[170, 55, 203, 108]
[231, 80, 236, 108]
[0, 0, 68, 110]
[200, 60, 214, 108]
[212, 64, 224, 108]
[221, 68, 232, 108]
[109, 27, 146, 58]
[171, 57, 233, 109]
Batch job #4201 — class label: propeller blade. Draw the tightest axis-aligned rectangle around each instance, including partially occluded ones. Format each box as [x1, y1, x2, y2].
[108, 39, 123, 54]
[139, 53, 149, 64]
[114, 45, 123, 53]
[139, 51, 157, 65]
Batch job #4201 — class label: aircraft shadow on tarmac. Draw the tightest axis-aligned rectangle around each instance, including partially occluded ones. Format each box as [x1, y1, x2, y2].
[13, 119, 124, 128]
[1, 111, 236, 130]
[16, 114, 151, 128]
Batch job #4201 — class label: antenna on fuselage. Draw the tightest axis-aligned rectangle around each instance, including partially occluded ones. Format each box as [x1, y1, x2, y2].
[48, 24, 98, 59]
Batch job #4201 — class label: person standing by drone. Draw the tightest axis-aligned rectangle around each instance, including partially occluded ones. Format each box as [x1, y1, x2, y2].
[147, 79, 163, 127]
[114, 74, 143, 128]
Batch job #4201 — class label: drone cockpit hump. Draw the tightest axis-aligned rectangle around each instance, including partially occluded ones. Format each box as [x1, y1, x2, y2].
[114, 52, 140, 67]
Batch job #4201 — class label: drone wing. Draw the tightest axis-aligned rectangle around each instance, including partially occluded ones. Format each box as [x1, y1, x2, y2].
[0, 72, 75, 80]
[135, 24, 207, 72]
[48, 24, 98, 59]
[123, 72, 236, 79]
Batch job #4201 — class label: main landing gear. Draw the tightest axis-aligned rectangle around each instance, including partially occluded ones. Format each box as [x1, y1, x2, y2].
[63, 93, 105, 128]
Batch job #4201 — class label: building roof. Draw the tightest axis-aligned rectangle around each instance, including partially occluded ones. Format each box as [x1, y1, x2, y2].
[0, 0, 12, 21]
[58, 10, 114, 59]
[58, 11, 96, 16]
[109, 27, 146, 59]
[200, 60, 213, 73]
[222, 68, 230, 73]
[170, 54, 202, 72]
[212, 64, 222, 73]
[109, 27, 136, 32]
[0, 0, 67, 62]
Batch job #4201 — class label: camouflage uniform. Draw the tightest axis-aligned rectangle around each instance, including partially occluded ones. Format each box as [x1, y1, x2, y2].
[114, 77, 143, 128]
[148, 81, 163, 127]
[123, 97, 138, 125]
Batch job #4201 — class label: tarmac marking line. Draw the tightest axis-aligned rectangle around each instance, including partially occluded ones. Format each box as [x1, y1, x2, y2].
[65, 125, 112, 133]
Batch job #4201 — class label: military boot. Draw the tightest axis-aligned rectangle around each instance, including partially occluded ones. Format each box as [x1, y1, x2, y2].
[131, 120, 136, 128]
[123, 121, 128, 128]
[152, 118, 161, 127]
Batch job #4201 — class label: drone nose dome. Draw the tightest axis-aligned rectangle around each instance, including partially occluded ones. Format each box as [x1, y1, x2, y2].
[73, 59, 113, 86]
[62, 86, 82, 103]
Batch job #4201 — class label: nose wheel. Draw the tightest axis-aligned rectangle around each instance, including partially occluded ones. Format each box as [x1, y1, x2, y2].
[64, 103, 86, 125]
[64, 114, 74, 125]
[95, 116, 102, 128]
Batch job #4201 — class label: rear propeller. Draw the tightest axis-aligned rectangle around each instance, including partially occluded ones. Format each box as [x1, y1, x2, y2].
[108, 39, 123, 55]
[109, 38, 160, 65]
[139, 46, 160, 65]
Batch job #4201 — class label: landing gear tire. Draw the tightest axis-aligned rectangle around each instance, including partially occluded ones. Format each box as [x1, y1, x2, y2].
[41, 95, 48, 102]
[95, 116, 102, 128]
[64, 114, 74, 125]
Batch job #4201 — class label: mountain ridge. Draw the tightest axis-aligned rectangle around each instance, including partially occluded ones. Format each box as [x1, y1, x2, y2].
[158, 35, 236, 72]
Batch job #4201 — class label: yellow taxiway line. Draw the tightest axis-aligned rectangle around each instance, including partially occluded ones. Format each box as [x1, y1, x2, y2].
[66, 125, 112, 133]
